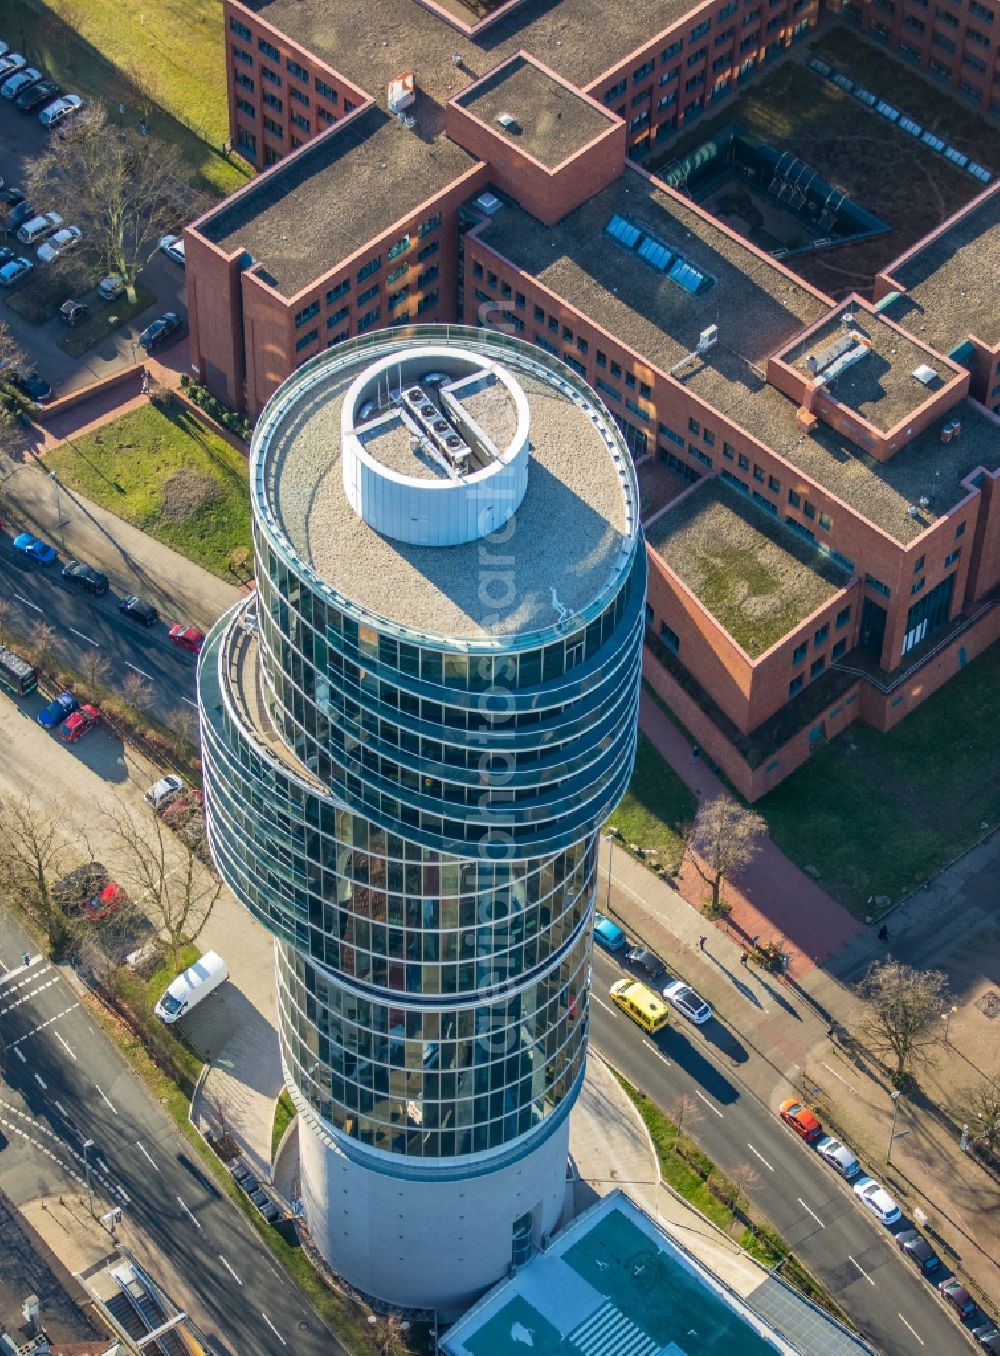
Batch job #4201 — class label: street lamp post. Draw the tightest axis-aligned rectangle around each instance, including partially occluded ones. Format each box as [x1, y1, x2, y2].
[605, 832, 614, 910]
[49, 470, 64, 553]
[82, 1138, 95, 1217]
[941, 1005, 958, 1043]
[886, 1090, 906, 1164]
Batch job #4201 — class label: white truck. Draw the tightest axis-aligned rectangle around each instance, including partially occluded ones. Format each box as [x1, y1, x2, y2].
[154, 951, 228, 1024]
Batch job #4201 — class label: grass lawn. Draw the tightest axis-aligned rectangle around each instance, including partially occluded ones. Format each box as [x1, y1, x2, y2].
[271, 1087, 296, 1162]
[10, 0, 250, 199]
[607, 734, 697, 871]
[57, 283, 158, 357]
[46, 397, 252, 579]
[6, 255, 98, 326]
[759, 642, 1000, 916]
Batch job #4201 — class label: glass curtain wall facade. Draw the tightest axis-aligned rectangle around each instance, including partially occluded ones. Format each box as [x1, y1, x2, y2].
[198, 326, 645, 1311]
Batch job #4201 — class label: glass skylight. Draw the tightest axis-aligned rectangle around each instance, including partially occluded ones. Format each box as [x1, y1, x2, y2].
[637, 236, 673, 271]
[668, 256, 709, 294]
[606, 214, 641, 247]
[604, 212, 714, 294]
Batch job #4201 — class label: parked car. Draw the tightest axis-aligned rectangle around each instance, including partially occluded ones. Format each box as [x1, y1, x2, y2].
[12, 531, 57, 563]
[7, 200, 35, 228]
[12, 372, 52, 404]
[159, 233, 185, 266]
[0, 43, 9, 60]
[144, 773, 184, 810]
[938, 1277, 977, 1319]
[119, 594, 159, 626]
[0, 186, 26, 211]
[167, 623, 205, 655]
[39, 92, 82, 127]
[59, 702, 99, 743]
[627, 945, 665, 981]
[52, 861, 110, 913]
[139, 311, 182, 353]
[593, 912, 626, 952]
[37, 225, 82, 263]
[0, 246, 13, 265]
[895, 1228, 941, 1275]
[662, 978, 713, 1025]
[972, 1320, 1000, 1344]
[17, 211, 63, 245]
[62, 559, 108, 594]
[0, 53, 27, 80]
[1, 67, 42, 100]
[37, 691, 78, 730]
[979, 1336, 1000, 1355]
[98, 273, 125, 300]
[0, 256, 32, 287]
[815, 1135, 861, 1180]
[81, 879, 126, 921]
[58, 298, 88, 326]
[778, 1099, 824, 1144]
[853, 1176, 902, 1226]
[16, 78, 59, 112]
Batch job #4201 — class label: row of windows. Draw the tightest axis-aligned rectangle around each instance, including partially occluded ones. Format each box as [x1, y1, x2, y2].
[788, 642, 847, 695]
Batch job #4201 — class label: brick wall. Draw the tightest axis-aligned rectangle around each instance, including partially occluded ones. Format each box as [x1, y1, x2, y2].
[185, 230, 248, 410]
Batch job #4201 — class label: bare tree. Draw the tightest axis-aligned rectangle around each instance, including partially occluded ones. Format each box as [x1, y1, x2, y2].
[28, 621, 58, 671]
[121, 668, 152, 712]
[0, 318, 31, 452]
[960, 1071, 1000, 1155]
[102, 803, 221, 971]
[671, 1093, 701, 1156]
[856, 961, 948, 1081]
[78, 648, 111, 694]
[684, 793, 766, 914]
[371, 1315, 407, 1356]
[0, 598, 11, 646]
[23, 104, 186, 303]
[0, 795, 78, 951]
[170, 705, 199, 748]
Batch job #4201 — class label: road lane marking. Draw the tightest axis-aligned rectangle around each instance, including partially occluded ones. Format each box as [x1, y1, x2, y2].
[98, 1157, 110, 1174]
[0, 963, 51, 1000]
[123, 662, 154, 680]
[10, 1004, 81, 1048]
[797, 1198, 825, 1228]
[219, 1255, 243, 1286]
[746, 1142, 774, 1171]
[136, 1141, 159, 1171]
[54, 1101, 68, 1118]
[591, 996, 615, 1016]
[67, 627, 100, 646]
[13, 593, 42, 613]
[13, 1048, 25, 1063]
[56, 1032, 76, 1061]
[641, 1038, 671, 1068]
[848, 1255, 876, 1286]
[898, 1314, 924, 1345]
[34, 1074, 47, 1090]
[820, 1061, 857, 1092]
[261, 1314, 286, 1346]
[0, 977, 58, 1014]
[181, 696, 198, 708]
[95, 1085, 118, 1115]
[695, 1090, 723, 1118]
[177, 1196, 202, 1230]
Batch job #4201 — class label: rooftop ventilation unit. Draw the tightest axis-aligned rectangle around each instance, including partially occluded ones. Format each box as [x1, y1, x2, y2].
[474, 191, 502, 215]
[387, 70, 415, 115]
[399, 383, 473, 475]
[918, 495, 931, 508]
[496, 112, 519, 131]
[907, 505, 920, 518]
[912, 363, 938, 387]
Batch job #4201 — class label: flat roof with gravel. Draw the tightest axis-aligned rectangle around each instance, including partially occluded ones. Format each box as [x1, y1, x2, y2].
[197, 107, 474, 297]
[891, 189, 1000, 351]
[241, 0, 710, 105]
[647, 478, 848, 657]
[780, 311, 958, 434]
[259, 342, 635, 642]
[456, 56, 616, 169]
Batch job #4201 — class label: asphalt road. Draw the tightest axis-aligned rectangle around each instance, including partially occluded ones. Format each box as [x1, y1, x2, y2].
[0, 534, 199, 728]
[590, 948, 969, 1356]
[0, 913, 345, 1356]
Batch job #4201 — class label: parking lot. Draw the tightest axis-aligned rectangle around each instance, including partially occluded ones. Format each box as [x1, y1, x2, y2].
[0, 59, 188, 400]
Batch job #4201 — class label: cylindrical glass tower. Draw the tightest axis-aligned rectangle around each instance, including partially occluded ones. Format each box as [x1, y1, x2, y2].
[198, 326, 644, 1313]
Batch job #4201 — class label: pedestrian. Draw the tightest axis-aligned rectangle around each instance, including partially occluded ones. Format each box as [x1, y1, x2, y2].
[877, 923, 889, 942]
[739, 951, 749, 967]
[827, 1024, 837, 1039]
[698, 935, 707, 951]
[691, 745, 700, 761]
[751, 933, 761, 948]
[141, 371, 150, 397]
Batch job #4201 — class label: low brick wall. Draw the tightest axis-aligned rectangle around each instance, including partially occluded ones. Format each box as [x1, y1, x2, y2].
[171, 389, 249, 458]
[35, 364, 143, 424]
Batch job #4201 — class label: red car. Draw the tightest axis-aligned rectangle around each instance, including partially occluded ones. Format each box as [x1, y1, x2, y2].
[82, 881, 126, 922]
[58, 703, 99, 743]
[168, 623, 205, 655]
[779, 1098, 824, 1144]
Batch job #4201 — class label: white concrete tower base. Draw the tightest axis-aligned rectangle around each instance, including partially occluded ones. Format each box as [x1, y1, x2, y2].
[297, 1108, 573, 1316]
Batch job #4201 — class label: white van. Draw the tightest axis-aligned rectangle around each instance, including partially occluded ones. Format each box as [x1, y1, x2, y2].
[154, 951, 228, 1024]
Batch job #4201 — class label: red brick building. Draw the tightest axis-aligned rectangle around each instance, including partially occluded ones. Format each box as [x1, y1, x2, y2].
[185, 0, 1000, 798]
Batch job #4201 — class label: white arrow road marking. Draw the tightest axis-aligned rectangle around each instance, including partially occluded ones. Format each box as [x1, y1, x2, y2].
[177, 1196, 202, 1230]
[261, 1314, 286, 1346]
[68, 627, 99, 646]
[95, 1085, 118, 1115]
[797, 1198, 825, 1227]
[219, 1255, 243, 1286]
[746, 1142, 774, 1171]
[898, 1314, 923, 1345]
[135, 1141, 159, 1171]
[695, 1090, 723, 1118]
[848, 1255, 876, 1286]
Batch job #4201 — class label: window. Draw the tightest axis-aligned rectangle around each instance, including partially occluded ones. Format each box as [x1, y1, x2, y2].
[659, 422, 684, 448]
[294, 328, 318, 351]
[610, 360, 622, 378]
[810, 656, 826, 678]
[232, 45, 253, 67]
[789, 674, 804, 697]
[388, 234, 411, 261]
[343, 100, 355, 113]
[753, 463, 765, 483]
[814, 624, 828, 646]
[327, 306, 349, 328]
[388, 286, 409, 311]
[290, 86, 310, 107]
[417, 291, 438, 314]
[357, 256, 381, 282]
[287, 57, 309, 80]
[315, 78, 338, 102]
[687, 46, 708, 67]
[933, 30, 956, 51]
[605, 78, 627, 102]
[831, 638, 847, 661]
[576, 336, 589, 356]
[688, 416, 700, 434]
[911, 577, 925, 595]
[662, 39, 683, 60]
[738, 452, 749, 471]
[596, 350, 607, 368]
[818, 512, 831, 531]
[970, 0, 994, 19]
[955, 520, 966, 538]
[630, 110, 651, 130]
[387, 263, 407, 285]
[263, 115, 283, 137]
[294, 300, 319, 328]
[803, 499, 816, 520]
[548, 316, 559, 334]
[418, 265, 439, 288]
[417, 240, 439, 263]
[836, 606, 851, 629]
[624, 370, 636, 389]
[722, 444, 734, 461]
[326, 278, 349, 304]
[515, 291, 526, 310]
[261, 65, 281, 87]
[690, 18, 712, 40]
[944, 547, 961, 567]
[626, 397, 649, 422]
[703, 428, 715, 446]
[357, 307, 380, 332]
[486, 270, 499, 289]
[595, 377, 621, 403]
[259, 37, 280, 60]
[865, 572, 891, 597]
[230, 17, 252, 39]
[563, 353, 586, 378]
[263, 91, 282, 111]
[317, 107, 336, 125]
[235, 71, 255, 92]
[236, 96, 255, 117]
[633, 58, 655, 82]
[685, 73, 705, 92]
[533, 332, 557, 356]
[792, 642, 808, 664]
[358, 283, 379, 305]
[788, 488, 800, 508]
[236, 127, 256, 156]
[534, 304, 545, 323]
[967, 27, 990, 46]
[660, 621, 680, 652]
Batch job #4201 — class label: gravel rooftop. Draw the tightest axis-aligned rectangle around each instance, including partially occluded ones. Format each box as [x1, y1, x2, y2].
[647, 478, 849, 658]
[780, 310, 961, 434]
[456, 55, 615, 169]
[260, 345, 635, 642]
[197, 107, 473, 297]
[889, 188, 1000, 352]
